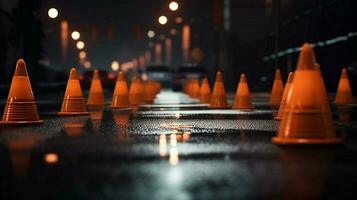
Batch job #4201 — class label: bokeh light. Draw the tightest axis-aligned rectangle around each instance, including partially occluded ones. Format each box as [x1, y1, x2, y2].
[48, 8, 58, 19]
[84, 61, 91, 69]
[44, 153, 58, 164]
[170, 29, 177, 35]
[71, 31, 80, 40]
[175, 17, 183, 24]
[76, 41, 85, 50]
[169, 2, 179, 11]
[147, 30, 155, 38]
[158, 16, 168, 25]
[79, 51, 86, 59]
[111, 61, 120, 71]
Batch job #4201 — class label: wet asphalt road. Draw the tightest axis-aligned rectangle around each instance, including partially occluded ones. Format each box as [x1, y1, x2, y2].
[0, 91, 357, 200]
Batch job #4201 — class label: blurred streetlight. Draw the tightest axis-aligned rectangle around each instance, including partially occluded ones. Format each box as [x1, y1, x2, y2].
[111, 61, 120, 71]
[84, 61, 91, 69]
[48, 8, 58, 19]
[170, 29, 177, 35]
[175, 17, 183, 24]
[147, 30, 155, 38]
[76, 41, 85, 50]
[71, 31, 80, 40]
[79, 51, 86, 59]
[169, 1, 179, 11]
[158, 16, 168, 25]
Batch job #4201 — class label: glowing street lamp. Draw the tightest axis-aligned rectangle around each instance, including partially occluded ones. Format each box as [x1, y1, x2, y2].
[79, 51, 86, 59]
[147, 30, 155, 38]
[48, 8, 58, 19]
[158, 16, 168, 25]
[84, 61, 91, 69]
[71, 31, 80, 40]
[169, 1, 179, 11]
[76, 41, 85, 50]
[111, 61, 120, 71]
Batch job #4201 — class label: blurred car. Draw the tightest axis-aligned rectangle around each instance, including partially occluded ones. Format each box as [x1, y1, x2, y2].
[144, 65, 172, 89]
[173, 65, 207, 91]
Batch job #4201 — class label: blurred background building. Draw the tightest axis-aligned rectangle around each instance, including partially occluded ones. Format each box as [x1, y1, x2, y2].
[0, 0, 356, 94]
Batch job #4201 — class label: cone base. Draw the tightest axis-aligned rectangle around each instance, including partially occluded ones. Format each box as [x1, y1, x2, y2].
[0, 120, 44, 126]
[58, 112, 90, 116]
[110, 106, 132, 111]
[272, 137, 342, 146]
[273, 116, 282, 121]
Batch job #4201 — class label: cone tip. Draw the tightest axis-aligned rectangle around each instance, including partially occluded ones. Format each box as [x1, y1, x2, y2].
[216, 71, 222, 82]
[69, 68, 78, 80]
[14, 59, 28, 76]
[93, 69, 100, 80]
[240, 73, 246, 82]
[274, 69, 281, 80]
[287, 72, 294, 83]
[341, 68, 348, 79]
[297, 43, 315, 70]
[117, 71, 125, 81]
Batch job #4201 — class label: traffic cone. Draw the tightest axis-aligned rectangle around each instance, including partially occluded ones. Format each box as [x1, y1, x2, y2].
[232, 73, 254, 109]
[199, 77, 211, 104]
[335, 68, 353, 105]
[274, 72, 294, 120]
[143, 81, 153, 103]
[58, 68, 89, 116]
[111, 71, 130, 109]
[188, 78, 200, 99]
[0, 59, 43, 125]
[272, 43, 342, 145]
[87, 69, 104, 107]
[209, 71, 229, 109]
[129, 76, 143, 106]
[269, 69, 284, 108]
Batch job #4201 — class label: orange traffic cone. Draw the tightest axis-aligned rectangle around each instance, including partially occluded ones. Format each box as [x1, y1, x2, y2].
[58, 68, 89, 116]
[274, 72, 294, 120]
[272, 43, 342, 145]
[143, 81, 153, 103]
[0, 59, 43, 125]
[269, 69, 284, 108]
[111, 71, 130, 109]
[209, 71, 229, 109]
[232, 73, 254, 109]
[129, 76, 143, 106]
[87, 69, 104, 107]
[335, 68, 353, 105]
[188, 78, 200, 99]
[199, 77, 211, 104]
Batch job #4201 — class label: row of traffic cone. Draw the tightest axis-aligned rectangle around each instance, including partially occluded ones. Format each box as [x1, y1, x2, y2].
[184, 72, 254, 109]
[60, 69, 161, 114]
[185, 64, 353, 111]
[0, 61, 161, 125]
